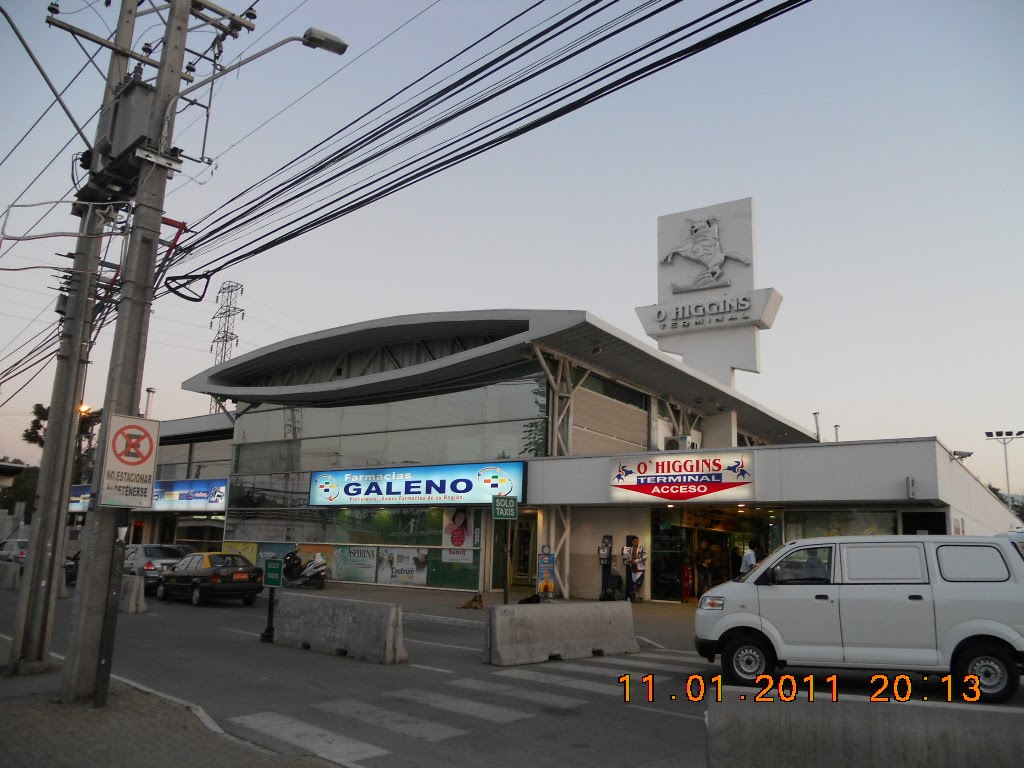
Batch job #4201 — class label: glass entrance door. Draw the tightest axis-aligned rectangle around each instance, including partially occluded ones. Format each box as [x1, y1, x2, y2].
[652, 524, 689, 601]
[490, 514, 536, 588]
[511, 517, 536, 586]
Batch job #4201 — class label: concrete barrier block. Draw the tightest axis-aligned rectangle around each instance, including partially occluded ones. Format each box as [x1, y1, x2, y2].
[118, 574, 147, 613]
[484, 601, 639, 666]
[274, 593, 408, 664]
[0, 561, 21, 590]
[708, 684, 1024, 768]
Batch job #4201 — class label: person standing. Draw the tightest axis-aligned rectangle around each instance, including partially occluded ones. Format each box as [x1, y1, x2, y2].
[731, 546, 742, 578]
[740, 540, 759, 575]
[622, 535, 647, 602]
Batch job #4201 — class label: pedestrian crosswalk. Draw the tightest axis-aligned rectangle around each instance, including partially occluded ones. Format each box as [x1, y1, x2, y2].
[228, 649, 716, 767]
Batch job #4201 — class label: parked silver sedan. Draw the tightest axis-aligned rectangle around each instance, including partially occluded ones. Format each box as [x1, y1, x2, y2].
[124, 544, 186, 593]
[0, 538, 29, 571]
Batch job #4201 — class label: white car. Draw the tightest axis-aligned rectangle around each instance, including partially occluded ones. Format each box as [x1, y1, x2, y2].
[695, 535, 1024, 702]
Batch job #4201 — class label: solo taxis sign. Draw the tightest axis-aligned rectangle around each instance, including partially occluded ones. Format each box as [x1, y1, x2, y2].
[610, 454, 753, 503]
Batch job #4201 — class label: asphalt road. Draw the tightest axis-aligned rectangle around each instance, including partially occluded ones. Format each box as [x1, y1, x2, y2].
[2, 589, 1021, 767]
[0, 590, 710, 767]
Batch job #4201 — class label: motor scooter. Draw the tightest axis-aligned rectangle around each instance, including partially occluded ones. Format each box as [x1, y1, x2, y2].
[282, 550, 328, 589]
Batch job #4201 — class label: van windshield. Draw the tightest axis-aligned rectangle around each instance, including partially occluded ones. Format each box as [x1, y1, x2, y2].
[1012, 541, 1024, 562]
[734, 557, 768, 582]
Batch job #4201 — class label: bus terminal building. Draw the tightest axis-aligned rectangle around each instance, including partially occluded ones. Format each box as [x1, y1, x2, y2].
[128, 307, 1018, 602]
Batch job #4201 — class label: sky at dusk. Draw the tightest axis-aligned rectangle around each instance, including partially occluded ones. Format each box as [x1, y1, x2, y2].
[1, 0, 1021, 495]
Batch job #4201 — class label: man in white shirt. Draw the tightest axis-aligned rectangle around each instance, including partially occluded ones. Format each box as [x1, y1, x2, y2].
[740, 540, 759, 575]
[622, 535, 647, 602]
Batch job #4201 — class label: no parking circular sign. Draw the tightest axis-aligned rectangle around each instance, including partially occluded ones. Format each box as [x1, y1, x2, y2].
[100, 414, 160, 508]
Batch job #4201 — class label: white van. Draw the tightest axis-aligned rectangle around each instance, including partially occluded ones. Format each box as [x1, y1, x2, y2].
[694, 535, 1024, 702]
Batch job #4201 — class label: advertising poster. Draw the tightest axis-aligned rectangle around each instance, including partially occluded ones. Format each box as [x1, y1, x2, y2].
[377, 547, 429, 585]
[309, 462, 525, 507]
[68, 485, 92, 513]
[223, 541, 258, 565]
[153, 478, 227, 512]
[333, 545, 378, 582]
[537, 549, 556, 597]
[441, 509, 474, 563]
[254, 542, 295, 569]
[297, 543, 333, 575]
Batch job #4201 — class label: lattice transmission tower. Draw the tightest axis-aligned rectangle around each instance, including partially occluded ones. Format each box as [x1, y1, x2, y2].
[209, 281, 244, 413]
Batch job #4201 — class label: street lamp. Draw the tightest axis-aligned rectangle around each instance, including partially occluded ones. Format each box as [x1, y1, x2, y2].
[985, 430, 1024, 511]
[160, 27, 348, 153]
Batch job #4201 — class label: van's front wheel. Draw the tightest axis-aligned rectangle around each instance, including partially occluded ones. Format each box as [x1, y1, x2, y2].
[722, 635, 776, 685]
[955, 642, 1020, 703]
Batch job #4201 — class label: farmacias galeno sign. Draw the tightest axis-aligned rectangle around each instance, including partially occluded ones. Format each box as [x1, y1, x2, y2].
[309, 462, 525, 506]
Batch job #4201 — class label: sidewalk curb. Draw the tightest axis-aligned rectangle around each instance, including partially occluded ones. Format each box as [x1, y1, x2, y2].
[112, 673, 277, 755]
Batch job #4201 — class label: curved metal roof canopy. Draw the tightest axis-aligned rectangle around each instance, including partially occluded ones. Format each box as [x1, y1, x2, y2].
[182, 309, 813, 444]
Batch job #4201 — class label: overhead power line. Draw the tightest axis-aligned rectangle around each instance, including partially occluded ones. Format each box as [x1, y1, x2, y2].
[1, 0, 813, 394]
[163, 0, 813, 301]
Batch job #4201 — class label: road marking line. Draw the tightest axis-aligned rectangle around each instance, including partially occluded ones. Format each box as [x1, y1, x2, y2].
[580, 657, 710, 674]
[448, 678, 587, 708]
[544, 661, 672, 683]
[493, 668, 622, 696]
[410, 664, 454, 673]
[403, 637, 480, 653]
[218, 626, 261, 638]
[231, 711, 387, 767]
[633, 650, 705, 660]
[387, 688, 533, 723]
[634, 705, 707, 721]
[312, 699, 467, 741]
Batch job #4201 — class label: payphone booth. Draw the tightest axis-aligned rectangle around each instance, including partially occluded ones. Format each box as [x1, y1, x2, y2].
[598, 534, 623, 600]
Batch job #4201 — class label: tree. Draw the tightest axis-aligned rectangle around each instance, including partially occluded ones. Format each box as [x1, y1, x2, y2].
[0, 465, 39, 525]
[987, 484, 1024, 523]
[21, 403, 103, 484]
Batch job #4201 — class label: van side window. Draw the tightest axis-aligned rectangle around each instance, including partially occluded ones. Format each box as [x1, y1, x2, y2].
[773, 546, 832, 584]
[841, 543, 928, 584]
[937, 545, 1010, 582]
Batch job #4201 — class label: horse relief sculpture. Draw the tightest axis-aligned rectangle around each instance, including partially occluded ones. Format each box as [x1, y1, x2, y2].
[662, 216, 750, 293]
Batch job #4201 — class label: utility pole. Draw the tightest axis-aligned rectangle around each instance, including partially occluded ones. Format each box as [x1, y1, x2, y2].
[9, 0, 137, 676]
[61, 0, 192, 706]
[23, 0, 343, 706]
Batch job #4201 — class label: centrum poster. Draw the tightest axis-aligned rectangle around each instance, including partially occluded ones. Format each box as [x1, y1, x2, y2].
[610, 454, 754, 503]
[377, 547, 429, 585]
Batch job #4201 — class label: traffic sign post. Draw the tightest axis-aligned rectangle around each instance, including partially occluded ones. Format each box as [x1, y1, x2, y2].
[99, 414, 160, 508]
[492, 497, 519, 604]
[492, 496, 519, 520]
[264, 558, 284, 588]
[260, 558, 283, 643]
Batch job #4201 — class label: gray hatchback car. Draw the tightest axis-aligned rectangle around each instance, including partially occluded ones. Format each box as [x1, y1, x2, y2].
[124, 544, 185, 593]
